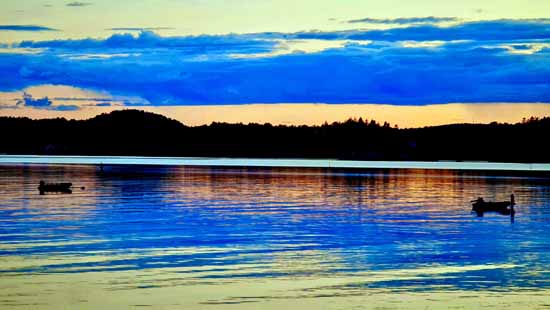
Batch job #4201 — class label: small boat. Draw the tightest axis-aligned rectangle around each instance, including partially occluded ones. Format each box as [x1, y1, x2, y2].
[38, 181, 72, 194]
[471, 195, 515, 215]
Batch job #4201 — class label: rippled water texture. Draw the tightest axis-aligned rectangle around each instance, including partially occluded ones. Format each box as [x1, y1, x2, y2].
[0, 165, 549, 309]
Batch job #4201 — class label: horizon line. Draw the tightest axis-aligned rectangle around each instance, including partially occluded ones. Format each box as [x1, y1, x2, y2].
[1, 106, 548, 127]
[1, 155, 549, 172]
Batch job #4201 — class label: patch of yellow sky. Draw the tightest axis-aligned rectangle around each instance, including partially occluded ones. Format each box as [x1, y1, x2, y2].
[2, 0, 550, 42]
[5, 102, 549, 128]
[1, 85, 549, 128]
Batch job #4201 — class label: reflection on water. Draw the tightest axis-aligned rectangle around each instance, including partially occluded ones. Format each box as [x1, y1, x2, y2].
[0, 165, 549, 309]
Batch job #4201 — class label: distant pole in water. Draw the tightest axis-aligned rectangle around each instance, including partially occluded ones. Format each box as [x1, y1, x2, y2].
[510, 193, 516, 220]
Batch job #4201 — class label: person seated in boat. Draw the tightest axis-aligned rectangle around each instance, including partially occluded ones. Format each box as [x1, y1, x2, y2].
[476, 197, 485, 204]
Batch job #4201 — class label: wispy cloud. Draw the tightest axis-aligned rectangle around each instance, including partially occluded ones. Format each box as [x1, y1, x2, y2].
[274, 19, 550, 42]
[17, 30, 276, 55]
[108, 27, 175, 31]
[14, 92, 78, 111]
[0, 25, 57, 32]
[348, 16, 459, 24]
[66, 1, 92, 7]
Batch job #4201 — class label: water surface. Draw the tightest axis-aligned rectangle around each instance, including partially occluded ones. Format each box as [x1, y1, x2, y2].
[0, 165, 548, 309]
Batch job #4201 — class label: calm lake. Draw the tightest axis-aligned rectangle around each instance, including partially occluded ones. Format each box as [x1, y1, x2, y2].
[0, 164, 549, 309]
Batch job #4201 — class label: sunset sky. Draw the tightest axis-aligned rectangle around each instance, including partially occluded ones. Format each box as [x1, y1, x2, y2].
[0, 0, 549, 127]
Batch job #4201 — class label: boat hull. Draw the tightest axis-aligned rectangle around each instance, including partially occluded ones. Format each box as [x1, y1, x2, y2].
[38, 183, 72, 194]
[472, 201, 514, 215]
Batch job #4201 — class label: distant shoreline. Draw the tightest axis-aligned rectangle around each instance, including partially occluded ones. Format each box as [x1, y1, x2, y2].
[2, 110, 549, 163]
[1, 155, 549, 172]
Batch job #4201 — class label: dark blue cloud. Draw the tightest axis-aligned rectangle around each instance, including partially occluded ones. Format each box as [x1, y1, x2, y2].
[0, 25, 57, 31]
[3, 43, 548, 105]
[509, 44, 532, 50]
[348, 16, 458, 24]
[17, 93, 53, 107]
[1, 20, 549, 105]
[14, 93, 79, 111]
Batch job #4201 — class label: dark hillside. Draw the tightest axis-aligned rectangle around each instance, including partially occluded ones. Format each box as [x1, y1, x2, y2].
[1, 110, 548, 162]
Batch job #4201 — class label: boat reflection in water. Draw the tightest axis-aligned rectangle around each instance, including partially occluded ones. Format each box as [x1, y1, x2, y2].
[0, 164, 548, 309]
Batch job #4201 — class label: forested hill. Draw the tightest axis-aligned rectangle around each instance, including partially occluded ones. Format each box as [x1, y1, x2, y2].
[1, 110, 548, 163]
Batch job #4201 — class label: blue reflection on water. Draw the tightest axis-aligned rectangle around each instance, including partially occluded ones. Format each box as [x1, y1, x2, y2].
[0, 164, 549, 293]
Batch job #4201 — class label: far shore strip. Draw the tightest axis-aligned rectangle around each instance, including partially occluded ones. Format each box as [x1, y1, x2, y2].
[0, 156, 549, 171]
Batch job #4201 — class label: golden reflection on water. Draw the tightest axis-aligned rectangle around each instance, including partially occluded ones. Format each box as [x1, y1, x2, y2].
[0, 264, 547, 309]
[0, 165, 548, 309]
[162, 168, 526, 220]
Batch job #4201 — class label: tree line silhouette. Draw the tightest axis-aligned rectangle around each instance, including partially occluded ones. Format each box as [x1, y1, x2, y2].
[0, 110, 548, 162]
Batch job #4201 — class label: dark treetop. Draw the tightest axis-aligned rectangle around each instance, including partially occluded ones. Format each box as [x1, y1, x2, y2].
[0, 110, 548, 162]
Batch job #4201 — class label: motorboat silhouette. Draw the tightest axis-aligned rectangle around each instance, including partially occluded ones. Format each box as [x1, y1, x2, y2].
[471, 194, 515, 216]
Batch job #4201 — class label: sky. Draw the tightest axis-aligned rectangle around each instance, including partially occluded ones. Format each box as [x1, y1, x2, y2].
[0, 0, 549, 127]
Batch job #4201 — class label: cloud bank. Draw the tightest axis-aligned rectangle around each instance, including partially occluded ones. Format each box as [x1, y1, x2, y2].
[0, 19, 549, 106]
[108, 27, 175, 31]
